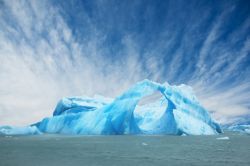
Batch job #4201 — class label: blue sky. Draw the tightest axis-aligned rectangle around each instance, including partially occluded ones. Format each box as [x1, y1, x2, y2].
[0, 0, 249, 125]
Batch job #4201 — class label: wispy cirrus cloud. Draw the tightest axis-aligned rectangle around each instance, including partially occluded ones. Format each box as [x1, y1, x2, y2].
[0, 0, 158, 125]
[0, 0, 249, 125]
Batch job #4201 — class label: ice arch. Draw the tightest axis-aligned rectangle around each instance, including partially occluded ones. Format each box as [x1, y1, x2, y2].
[0, 80, 222, 135]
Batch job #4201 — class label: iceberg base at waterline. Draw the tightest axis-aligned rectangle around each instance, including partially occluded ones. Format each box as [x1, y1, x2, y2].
[0, 80, 222, 136]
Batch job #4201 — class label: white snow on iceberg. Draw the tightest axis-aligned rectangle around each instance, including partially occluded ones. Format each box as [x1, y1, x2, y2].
[0, 80, 222, 136]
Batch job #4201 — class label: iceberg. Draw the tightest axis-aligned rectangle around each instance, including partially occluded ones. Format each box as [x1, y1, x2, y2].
[228, 124, 250, 134]
[0, 126, 41, 135]
[0, 80, 222, 135]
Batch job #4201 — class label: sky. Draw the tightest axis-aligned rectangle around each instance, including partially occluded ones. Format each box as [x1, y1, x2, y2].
[0, 0, 249, 126]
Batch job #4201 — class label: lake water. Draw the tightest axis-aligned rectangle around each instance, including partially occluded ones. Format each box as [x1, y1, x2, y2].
[0, 132, 249, 166]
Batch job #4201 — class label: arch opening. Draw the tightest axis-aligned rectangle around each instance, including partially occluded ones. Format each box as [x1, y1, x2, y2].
[133, 91, 169, 132]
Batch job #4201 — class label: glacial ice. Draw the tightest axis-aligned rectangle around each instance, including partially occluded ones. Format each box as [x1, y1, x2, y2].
[0, 80, 222, 136]
[0, 126, 41, 135]
[228, 124, 250, 134]
[216, 136, 230, 140]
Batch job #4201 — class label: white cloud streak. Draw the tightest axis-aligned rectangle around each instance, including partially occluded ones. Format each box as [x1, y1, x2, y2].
[0, 0, 155, 125]
[0, 0, 249, 126]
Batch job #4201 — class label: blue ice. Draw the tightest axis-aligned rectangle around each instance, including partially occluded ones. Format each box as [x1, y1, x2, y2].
[0, 80, 222, 135]
[228, 124, 250, 134]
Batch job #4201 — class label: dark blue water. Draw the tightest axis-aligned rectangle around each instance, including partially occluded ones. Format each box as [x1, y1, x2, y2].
[0, 132, 249, 166]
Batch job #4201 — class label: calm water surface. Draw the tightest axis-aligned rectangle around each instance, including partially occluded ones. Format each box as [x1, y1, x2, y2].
[0, 132, 249, 166]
